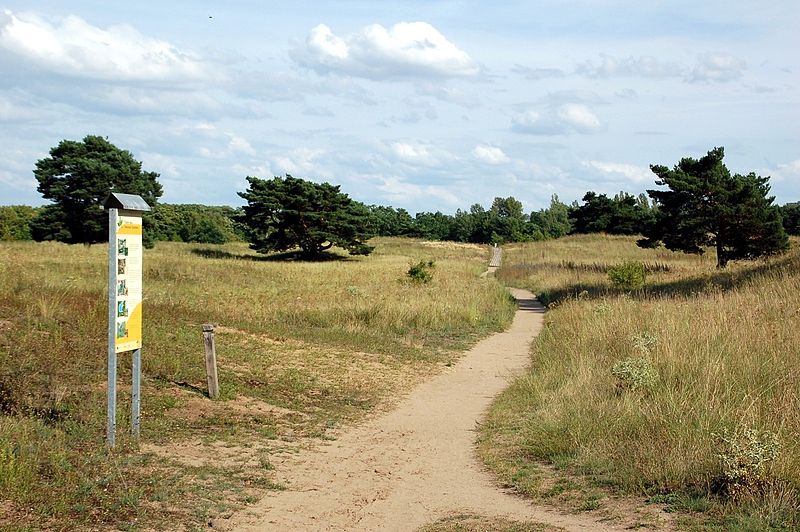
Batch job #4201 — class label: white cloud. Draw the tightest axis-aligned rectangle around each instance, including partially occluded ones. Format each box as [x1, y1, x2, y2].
[392, 141, 430, 160]
[577, 53, 746, 84]
[377, 176, 460, 206]
[472, 145, 509, 165]
[291, 22, 479, 79]
[387, 141, 454, 167]
[140, 152, 180, 178]
[584, 161, 654, 183]
[271, 147, 329, 176]
[763, 159, 800, 183]
[512, 64, 565, 80]
[577, 54, 683, 79]
[689, 53, 747, 82]
[0, 10, 212, 82]
[558, 104, 601, 132]
[512, 104, 602, 135]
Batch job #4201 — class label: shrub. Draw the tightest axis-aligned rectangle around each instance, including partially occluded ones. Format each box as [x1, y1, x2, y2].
[715, 427, 780, 499]
[608, 261, 646, 290]
[407, 260, 435, 283]
[611, 357, 658, 392]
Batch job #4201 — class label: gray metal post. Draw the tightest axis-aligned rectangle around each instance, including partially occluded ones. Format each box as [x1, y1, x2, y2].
[131, 348, 141, 438]
[107, 208, 118, 448]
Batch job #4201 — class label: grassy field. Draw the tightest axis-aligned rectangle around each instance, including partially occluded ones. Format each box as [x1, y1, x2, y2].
[0, 237, 514, 529]
[480, 234, 799, 530]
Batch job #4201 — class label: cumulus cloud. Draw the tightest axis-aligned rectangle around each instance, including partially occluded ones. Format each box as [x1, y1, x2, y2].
[584, 160, 654, 183]
[577, 54, 683, 79]
[291, 22, 479, 79]
[512, 103, 602, 135]
[0, 10, 212, 82]
[472, 145, 509, 164]
[689, 53, 747, 82]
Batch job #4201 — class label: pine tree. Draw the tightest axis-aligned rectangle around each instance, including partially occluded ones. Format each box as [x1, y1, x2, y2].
[238, 175, 374, 259]
[638, 147, 788, 268]
[31, 135, 162, 245]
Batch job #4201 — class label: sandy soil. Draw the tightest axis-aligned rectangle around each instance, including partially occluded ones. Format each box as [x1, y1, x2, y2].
[215, 288, 639, 531]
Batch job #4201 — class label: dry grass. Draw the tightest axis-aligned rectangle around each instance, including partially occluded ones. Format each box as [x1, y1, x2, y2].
[0, 237, 514, 529]
[480, 234, 800, 530]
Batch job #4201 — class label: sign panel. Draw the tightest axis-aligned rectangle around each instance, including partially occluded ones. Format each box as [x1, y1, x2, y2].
[112, 211, 143, 353]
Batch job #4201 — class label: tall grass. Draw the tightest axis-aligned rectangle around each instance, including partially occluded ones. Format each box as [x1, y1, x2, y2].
[0, 237, 514, 528]
[481, 234, 800, 529]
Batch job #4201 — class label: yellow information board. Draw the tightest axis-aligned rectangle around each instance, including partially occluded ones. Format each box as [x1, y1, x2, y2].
[113, 212, 143, 353]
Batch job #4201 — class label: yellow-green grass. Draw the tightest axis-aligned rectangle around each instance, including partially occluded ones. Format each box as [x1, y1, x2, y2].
[481, 234, 800, 529]
[0, 237, 514, 529]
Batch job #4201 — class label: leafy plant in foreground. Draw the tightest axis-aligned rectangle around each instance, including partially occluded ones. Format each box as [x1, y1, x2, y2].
[607, 261, 646, 290]
[407, 260, 435, 283]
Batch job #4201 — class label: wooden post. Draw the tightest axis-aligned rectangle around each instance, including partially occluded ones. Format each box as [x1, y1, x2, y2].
[202, 324, 219, 399]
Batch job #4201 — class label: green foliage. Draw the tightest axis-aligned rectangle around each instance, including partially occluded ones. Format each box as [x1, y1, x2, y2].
[639, 147, 788, 268]
[779, 202, 800, 235]
[412, 211, 453, 240]
[147, 204, 243, 244]
[407, 259, 435, 283]
[607, 261, 647, 290]
[570, 191, 655, 235]
[238, 174, 374, 259]
[368, 205, 415, 237]
[714, 427, 780, 499]
[30, 135, 162, 245]
[0, 205, 39, 240]
[487, 196, 529, 243]
[530, 194, 572, 239]
[610, 357, 658, 392]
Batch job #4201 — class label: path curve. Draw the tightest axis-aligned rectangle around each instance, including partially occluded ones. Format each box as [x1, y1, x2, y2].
[222, 288, 618, 531]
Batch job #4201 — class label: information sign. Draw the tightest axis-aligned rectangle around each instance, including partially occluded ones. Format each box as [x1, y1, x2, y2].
[112, 213, 143, 353]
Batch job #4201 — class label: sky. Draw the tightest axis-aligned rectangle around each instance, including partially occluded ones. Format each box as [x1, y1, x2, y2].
[1, 1, 798, 214]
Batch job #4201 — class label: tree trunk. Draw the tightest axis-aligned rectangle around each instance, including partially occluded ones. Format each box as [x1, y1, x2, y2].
[716, 240, 728, 268]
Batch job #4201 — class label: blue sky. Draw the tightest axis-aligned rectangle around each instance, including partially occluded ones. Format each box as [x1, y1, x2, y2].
[1, 1, 798, 213]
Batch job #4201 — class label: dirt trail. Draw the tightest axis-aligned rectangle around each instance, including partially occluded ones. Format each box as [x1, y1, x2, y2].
[221, 288, 620, 531]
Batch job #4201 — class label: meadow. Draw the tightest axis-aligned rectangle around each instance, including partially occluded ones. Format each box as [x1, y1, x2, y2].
[480, 234, 800, 530]
[0, 237, 514, 529]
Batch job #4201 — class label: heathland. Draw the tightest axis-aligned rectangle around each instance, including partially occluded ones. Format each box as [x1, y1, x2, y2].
[0, 238, 514, 529]
[1, 234, 798, 530]
[480, 234, 799, 530]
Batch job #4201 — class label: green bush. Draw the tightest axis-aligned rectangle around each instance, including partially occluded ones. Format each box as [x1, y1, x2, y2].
[611, 356, 658, 392]
[608, 261, 646, 290]
[715, 427, 780, 499]
[407, 260, 435, 283]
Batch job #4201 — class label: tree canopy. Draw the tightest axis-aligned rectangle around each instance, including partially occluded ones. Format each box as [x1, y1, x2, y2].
[638, 147, 788, 268]
[570, 191, 655, 235]
[30, 135, 162, 244]
[238, 175, 374, 259]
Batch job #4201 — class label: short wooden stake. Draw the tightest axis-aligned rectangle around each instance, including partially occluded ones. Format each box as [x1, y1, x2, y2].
[202, 324, 220, 399]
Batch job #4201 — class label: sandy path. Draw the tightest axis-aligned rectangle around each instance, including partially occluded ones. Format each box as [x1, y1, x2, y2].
[223, 288, 618, 531]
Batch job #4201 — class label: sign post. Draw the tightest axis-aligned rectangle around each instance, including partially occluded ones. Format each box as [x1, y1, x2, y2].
[102, 193, 150, 448]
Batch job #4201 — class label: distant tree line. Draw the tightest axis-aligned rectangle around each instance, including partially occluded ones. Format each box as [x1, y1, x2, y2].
[1, 204, 246, 244]
[4, 136, 797, 266]
[5, 187, 800, 245]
